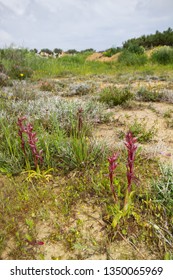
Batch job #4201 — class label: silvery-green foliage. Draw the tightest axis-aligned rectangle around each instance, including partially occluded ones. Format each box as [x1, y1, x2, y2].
[68, 83, 92, 96]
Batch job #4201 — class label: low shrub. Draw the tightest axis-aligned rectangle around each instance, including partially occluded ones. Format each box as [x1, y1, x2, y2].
[137, 87, 164, 102]
[118, 119, 156, 143]
[40, 81, 55, 92]
[152, 164, 173, 216]
[57, 136, 106, 171]
[118, 51, 147, 66]
[151, 46, 173, 65]
[103, 47, 121, 57]
[129, 120, 156, 143]
[0, 63, 6, 73]
[0, 73, 11, 87]
[0, 47, 29, 63]
[68, 83, 92, 96]
[99, 86, 134, 107]
[9, 64, 33, 79]
[127, 44, 145, 54]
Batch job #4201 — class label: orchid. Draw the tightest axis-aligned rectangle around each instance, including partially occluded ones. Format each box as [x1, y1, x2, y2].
[17, 116, 43, 168]
[124, 131, 138, 193]
[108, 152, 119, 203]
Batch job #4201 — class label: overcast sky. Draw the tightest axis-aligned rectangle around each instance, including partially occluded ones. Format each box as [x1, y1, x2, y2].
[0, 0, 172, 51]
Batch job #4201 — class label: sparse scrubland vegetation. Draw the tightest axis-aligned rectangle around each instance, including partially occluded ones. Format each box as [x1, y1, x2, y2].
[0, 28, 173, 260]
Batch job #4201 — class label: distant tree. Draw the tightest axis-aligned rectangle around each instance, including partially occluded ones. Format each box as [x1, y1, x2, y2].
[40, 48, 53, 55]
[53, 48, 63, 55]
[66, 49, 78, 54]
[80, 48, 95, 53]
[123, 28, 173, 49]
[30, 48, 38, 53]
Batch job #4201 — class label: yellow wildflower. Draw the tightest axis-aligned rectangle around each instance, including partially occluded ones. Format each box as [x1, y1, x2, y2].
[20, 73, 24, 77]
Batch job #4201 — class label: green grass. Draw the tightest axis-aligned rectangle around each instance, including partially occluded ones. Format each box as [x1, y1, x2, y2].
[0, 47, 173, 260]
[99, 86, 134, 107]
[1, 48, 173, 80]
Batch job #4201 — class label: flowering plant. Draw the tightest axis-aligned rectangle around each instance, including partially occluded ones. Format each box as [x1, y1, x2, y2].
[17, 116, 43, 168]
[124, 131, 138, 193]
[108, 152, 119, 203]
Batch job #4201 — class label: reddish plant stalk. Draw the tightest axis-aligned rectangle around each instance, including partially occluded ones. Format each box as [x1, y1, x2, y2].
[17, 117, 43, 168]
[25, 123, 43, 167]
[124, 131, 137, 193]
[108, 152, 119, 203]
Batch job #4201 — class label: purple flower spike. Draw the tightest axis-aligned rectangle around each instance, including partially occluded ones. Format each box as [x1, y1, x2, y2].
[17, 116, 43, 168]
[108, 152, 119, 203]
[124, 131, 138, 193]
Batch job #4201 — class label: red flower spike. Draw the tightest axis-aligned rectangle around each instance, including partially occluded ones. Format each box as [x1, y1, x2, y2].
[108, 152, 119, 203]
[17, 116, 43, 168]
[25, 240, 44, 246]
[124, 131, 138, 193]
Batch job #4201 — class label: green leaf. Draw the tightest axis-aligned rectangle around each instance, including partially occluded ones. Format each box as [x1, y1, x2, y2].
[112, 211, 123, 228]
[25, 233, 32, 242]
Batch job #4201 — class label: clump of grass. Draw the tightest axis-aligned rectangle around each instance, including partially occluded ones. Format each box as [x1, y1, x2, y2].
[129, 119, 156, 143]
[59, 136, 106, 171]
[163, 109, 173, 128]
[137, 87, 164, 102]
[0, 117, 24, 174]
[152, 164, 173, 216]
[57, 108, 106, 171]
[68, 83, 93, 96]
[119, 118, 156, 143]
[40, 81, 55, 92]
[6, 81, 38, 101]
[163, 109, 173, 118]
[0, 73, 11, 87]
[165, 118, 173, 129]
[99, 86, 134, 107]
[9, 65, 33, 80]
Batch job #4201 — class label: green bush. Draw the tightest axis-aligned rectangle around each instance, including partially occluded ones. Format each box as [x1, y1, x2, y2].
[0, 47, 29, 63]
[0, 73, 11, 87]
[0, 63, 6, 73]
[57, 136, 106, 171]
[8, 64, 33, 79]
[152, 164, 173, 216]
[40, 81, 55, 91]
[118, 119, 156, 143]
[128, 119, 156, 143]
[118, 50, 147, 66]
[99, 86, 134, 107]
[103, 47, 121, 57]
[151, 46, 173, 64]
[127, 44, 145, 54]
[137, 87, 164, 102]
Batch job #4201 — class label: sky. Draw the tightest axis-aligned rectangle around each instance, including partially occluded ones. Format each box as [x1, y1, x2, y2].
[0, 0, 173, 51]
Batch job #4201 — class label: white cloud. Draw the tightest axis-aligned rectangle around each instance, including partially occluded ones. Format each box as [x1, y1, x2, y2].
[0, 30, 14, 46]
[0, 0, 172, 50]
[0, 0, 30, 15]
